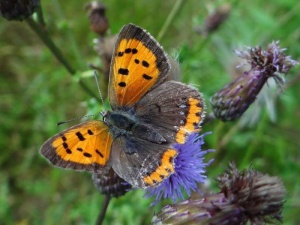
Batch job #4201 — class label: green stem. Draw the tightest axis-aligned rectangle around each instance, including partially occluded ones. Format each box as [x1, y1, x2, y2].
[26, 17, 76, 74]
[241, 112, 267, 166]
[157, 0, 185, 42]
[36, 4, 46, 27]
[96, 195, 111, 225]
[219, 124, 239, 150]
[25, 17, 100, 101]
[52, 0, 86, 70]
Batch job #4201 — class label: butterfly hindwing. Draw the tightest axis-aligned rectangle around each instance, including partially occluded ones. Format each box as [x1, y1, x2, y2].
[135, 81, 205, 144]
[110, 135, 177, 189]
[109, 23, 170, 109]
[41, 121, 113, 171]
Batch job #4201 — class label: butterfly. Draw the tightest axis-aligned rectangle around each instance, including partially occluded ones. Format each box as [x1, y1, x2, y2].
[41, 24, 204, 189]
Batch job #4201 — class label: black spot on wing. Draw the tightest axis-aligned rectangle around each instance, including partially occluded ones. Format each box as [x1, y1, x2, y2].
[61, 135, 67, 141]
[142, 74, 153, 80]
[125, 48, 131, 53]
[95, 149, 104, 158]
[195, 112, 201, 117]
[76, 132, 85, 141]
[142, 60, 149, 68]
[62, 142, 68, 149]
[118, 68, 129, 75]
[83, 152, 92, 158]
[118, 82, 126, 87]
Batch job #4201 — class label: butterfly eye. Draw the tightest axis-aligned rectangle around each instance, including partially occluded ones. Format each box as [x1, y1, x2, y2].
[103, 116, 107, 122]
[102, 111, 108, 120]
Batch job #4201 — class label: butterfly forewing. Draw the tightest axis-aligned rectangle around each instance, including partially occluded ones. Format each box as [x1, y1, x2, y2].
[109, 23, 170, 109]
[41, 121, 113, 171]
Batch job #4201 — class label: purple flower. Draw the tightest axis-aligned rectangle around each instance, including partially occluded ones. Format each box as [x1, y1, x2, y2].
[152, 163, 286, 225]
[145, 132, 213, 205]
[211, 41, 298, 121]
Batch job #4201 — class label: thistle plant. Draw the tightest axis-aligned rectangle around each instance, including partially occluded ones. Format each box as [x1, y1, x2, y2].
[152, 163, 286, 225]
[0, 0, 40, 21]
[210, 41, 298, 121]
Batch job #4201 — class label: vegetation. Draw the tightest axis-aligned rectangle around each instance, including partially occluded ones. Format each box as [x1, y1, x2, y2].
[0, 0, 299, 224]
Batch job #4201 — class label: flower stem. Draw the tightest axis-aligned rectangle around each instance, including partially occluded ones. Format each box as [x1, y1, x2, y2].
[96, 195, 111, 225]
[25, 17, 100, 101]
[156, 0, 185, 42]
[26, 17, 76, 74]
[241, 112, 268, 166]
[36, 4, 46, 27]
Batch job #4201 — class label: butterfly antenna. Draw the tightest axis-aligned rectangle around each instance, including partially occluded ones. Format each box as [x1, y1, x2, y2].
[57, 71, 106, 126]
[57, 114, 96, 126]
[94, 71, 107, 110]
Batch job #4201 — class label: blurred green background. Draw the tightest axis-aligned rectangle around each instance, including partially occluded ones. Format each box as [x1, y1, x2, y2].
[1, 0, 300, 224]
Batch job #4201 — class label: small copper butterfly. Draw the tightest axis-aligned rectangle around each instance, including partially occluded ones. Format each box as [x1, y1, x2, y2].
[41, 24, 204, 188]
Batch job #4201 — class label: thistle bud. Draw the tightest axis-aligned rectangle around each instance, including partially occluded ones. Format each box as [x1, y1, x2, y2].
[85, 1, 109, 36]
[86, 2, 111, 98]
[0, 0, 40, 21]
[195, 4, 231, 36]
[93, 167, 131, 197]
[152, 163, 285, 225]
[210, 70, 268, 121]
[210, 41, 298, 121]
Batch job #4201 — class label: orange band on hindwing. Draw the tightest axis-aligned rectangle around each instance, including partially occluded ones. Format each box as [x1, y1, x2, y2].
[142, 149, 177, 187]
[176, 97, 203, 144]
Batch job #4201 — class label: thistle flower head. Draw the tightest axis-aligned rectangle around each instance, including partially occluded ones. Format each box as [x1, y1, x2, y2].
[0, 0, 40, 21]
[235, 41, 298, 76]
[145, 133, 213, 205]
[211, 41, 298, 121]
[93, 167, 131, 197]
[216, 163, 286, 223]
[152, 163, 286, 225]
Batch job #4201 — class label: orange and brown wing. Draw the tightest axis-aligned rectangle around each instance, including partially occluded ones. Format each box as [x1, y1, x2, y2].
[111, 135, 178, 189]
[135, 81, 205, 144]
[41, 121, 113, 171]
[109, 23, 170, 109]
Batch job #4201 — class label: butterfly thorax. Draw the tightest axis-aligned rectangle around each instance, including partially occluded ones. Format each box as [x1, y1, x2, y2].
[104, 110, 167, 147]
